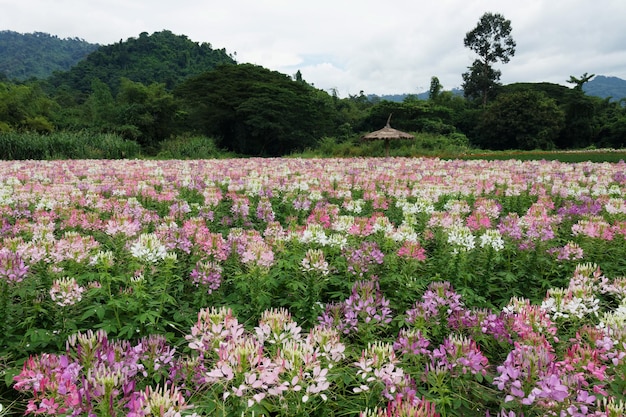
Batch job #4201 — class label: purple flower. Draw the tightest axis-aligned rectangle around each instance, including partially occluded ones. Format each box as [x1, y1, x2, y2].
[343, 241, 384, 277]
[405, 282, 464, 327]
[255, 197, 275, 223]
[531, 374, 569, 403]
[0, 248, 29, 284]
[393, 329, 430, 356]
[190, 259, 223, 293]
[431, 334, 489, 376]
[319, 278, 392, 336]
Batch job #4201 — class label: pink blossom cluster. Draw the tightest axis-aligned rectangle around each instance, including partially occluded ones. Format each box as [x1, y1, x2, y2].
[187, 306, 345, 409]
[13, 330, 183, 416]
[49, 277, 85, 307]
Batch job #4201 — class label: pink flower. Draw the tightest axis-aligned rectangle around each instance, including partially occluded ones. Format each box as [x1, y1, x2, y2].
[396, 241, 427, 261]
[49, 277, 85, 307]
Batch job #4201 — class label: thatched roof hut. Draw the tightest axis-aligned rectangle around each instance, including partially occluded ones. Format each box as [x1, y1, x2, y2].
[361, 114, 414, 156]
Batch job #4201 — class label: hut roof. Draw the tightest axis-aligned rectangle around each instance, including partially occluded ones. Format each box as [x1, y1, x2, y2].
[361, 114, 413, 141]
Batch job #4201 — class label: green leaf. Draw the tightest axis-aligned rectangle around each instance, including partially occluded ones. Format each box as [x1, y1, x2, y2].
[137, 310, 160, 324]
[96, 305, 106, 320]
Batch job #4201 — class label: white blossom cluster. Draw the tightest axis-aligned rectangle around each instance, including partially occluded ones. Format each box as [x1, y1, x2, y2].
[446, 225, 476, 254]
[129, 233, 169, 263]
[298, 224, 347, 249]
[541, 287, 600, 320]
[479, 229, 505, 252]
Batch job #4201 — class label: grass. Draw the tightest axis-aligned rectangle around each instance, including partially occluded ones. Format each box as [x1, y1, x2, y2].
[452, 149, 626, 163]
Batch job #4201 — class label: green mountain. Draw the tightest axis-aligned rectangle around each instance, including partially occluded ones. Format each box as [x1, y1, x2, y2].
[583, 75, 626, 101]
[0, 30, 99, 80]
[47, 30, 236, 94]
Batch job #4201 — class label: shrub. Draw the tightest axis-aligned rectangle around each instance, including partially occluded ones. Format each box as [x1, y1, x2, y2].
[0, 131, 140, 160]
[156, 135, 225, 159]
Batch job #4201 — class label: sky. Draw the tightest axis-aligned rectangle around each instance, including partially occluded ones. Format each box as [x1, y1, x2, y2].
[2, 0, 625, 97]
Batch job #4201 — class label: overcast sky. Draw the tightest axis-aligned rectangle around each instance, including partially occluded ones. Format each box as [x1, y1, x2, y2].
[2, 0, 625, 97]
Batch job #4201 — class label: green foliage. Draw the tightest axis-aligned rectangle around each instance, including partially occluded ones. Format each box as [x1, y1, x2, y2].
[0, 31, 98, 81]
[498, 82, 624, 150]
[429, 76, 443, 101]
[361, 99, 459, 134]
[456, 149, 626, 163]
[0, 131, 141, 159]
[477, 90, 565, 150]
[0, 82, 58, 132]
[558, 89, 598, 149]
[299, 132, 471, 158]
[567, 72, 595, 91]
[47, 30, 236, 95]
[596, 102, 626, 148]
[176, 63, 337, 156]
[156, 135, 230, 159]
[115, 78, 178, 151]
[499, 82, 573, 105]
[63, 78, 178, 153]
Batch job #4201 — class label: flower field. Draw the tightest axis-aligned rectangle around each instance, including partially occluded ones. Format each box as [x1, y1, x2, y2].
[1, 157, 626, 416]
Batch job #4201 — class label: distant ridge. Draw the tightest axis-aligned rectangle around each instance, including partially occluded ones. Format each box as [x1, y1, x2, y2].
[583, 75, 626, 101]
[369, 88, 463, 102]
[369, 77, 626, 103]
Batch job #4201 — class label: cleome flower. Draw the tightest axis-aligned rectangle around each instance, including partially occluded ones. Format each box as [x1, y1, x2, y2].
[129, 233, 169, 263]
[49, 277, 85, 307]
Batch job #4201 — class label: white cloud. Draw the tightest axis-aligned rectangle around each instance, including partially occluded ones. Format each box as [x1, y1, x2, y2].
[1, 0, 625, 96]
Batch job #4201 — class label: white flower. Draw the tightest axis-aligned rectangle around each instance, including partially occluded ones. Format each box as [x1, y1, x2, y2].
[332, 215, 355, 232]
[343, 199, 364, 214]
[326, 233, 347, 249]
[542, 287, 600, 320]
[396, 197, 435, 215]
[129, 233, 168, 263]
[299, 224, 329, 246]
[479, 229, 505, 252]
[301, 249, 330, 275]
[49, 277, 85, 307]
[89, 250, 115, 268]
[447, 225, 475, 253]
[605, 197, 626, 214]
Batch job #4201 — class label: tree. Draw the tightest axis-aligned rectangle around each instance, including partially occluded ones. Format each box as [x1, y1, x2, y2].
[428, 76, 443, 101]
[558, 74, 597, 148]
[85, 79, 116, 129]
[0, 81, 57, 132]
[0, 30, 98, 81]
[362, 99, 457, 135]
[175, 63, 337, 156]
[567, 73, 595, 91]
[114, 78, 177, 151]
[596, 105, 626, 148]
[462, 12, 516, 106]
[476, 90, 564, 150]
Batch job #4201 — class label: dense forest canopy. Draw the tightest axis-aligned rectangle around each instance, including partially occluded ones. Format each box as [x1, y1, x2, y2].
[46, 30, 237, 96]
[175, 63, 337, 156]
[0, 30, 99, 80]
[1, 28, 625, 157]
